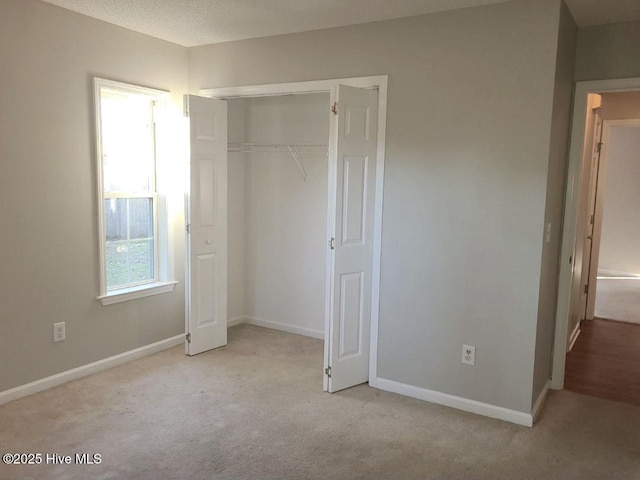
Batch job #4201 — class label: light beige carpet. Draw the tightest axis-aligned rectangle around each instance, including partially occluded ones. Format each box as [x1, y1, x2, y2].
[1, 324, 639, 480]
[595, 277, 640, 324]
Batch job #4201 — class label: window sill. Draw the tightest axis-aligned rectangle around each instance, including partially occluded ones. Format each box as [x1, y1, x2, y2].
[98, 281, 178, 306]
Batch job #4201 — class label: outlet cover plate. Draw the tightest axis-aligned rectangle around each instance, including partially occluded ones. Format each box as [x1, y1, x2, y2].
[53, 322, 66, 342]
[462, 344, 475, 366]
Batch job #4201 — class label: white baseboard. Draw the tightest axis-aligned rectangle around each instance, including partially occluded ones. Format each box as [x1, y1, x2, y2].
[371, 377, 533, 427]
[227, 316, 245, 328]
[241, 316, 324, 340]
[0, 334, 184, 406]
[531, 380, 550, 424]
[568, 322, 581, 352]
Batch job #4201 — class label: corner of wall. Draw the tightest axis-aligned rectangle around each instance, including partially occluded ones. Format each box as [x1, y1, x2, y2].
[531, 0, 578, 408]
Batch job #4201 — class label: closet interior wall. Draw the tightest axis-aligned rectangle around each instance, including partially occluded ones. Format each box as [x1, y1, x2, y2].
[227, 93, 330, 337]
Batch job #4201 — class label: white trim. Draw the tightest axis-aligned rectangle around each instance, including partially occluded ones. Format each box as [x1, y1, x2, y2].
[227, 316, 245, 328]
[201, 75, 387, 391]
[0, 334, 184, 406]
[323, 87, 337, 392]
[369, 79, 387, 384]
[552, 76, 640, 390]
[371, 377, 534, 427]
[568, 322, 581, 352]
[200, 76, 388, 99]
[244, 316, 324, 340]
[531, 380, 551, 424]
[93, 77, 172, 299]
[98, 280, 177, 306]
[95, 77, 170, 97]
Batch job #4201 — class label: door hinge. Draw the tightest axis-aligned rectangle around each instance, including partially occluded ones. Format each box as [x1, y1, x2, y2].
[596, 142, 603, 153]
[584, 284, 589, 295]
[186, 333, 191, 343]
[589, 214, 594, 225]
[186, 224, 191, 234]
[331, 102, 338, 115]
[325, 366, 332, 378]
[329, 237, 335, 250]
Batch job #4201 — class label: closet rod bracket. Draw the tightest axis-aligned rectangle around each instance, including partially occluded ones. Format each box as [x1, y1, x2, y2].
[287, 145, 307, 181]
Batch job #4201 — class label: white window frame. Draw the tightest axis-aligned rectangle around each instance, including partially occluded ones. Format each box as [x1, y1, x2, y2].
[94, 77, 177, 305]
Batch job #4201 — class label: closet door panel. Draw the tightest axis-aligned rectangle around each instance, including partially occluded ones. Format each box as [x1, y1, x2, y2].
[186, 94, 228, 356]
[327, 85, 378, 393]
[341, 155, 368, 246]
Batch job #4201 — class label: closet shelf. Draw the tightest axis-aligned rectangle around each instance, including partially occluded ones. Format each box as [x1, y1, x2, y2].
[227, 143, 328, 152]
[227, 143, 328, 181]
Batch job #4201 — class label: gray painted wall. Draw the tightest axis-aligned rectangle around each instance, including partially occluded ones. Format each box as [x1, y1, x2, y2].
[575, 20, 640, 81]
[0, 0, 583, 417]
[0, 0, 188, 392]
[190, 0, 565, 413]
[532, 0, 577, 405]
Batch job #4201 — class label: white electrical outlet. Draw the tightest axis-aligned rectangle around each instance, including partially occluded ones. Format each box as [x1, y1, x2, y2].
[462, 344, 475, 366]
[53, 322, 66, 342]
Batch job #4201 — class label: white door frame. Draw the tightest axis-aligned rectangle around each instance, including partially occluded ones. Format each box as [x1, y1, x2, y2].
[200, 75, 388, 390]
[552, 76, 640, 389]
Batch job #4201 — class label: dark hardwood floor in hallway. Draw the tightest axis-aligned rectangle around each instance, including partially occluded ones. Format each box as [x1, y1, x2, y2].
[565, 318, 640, 406]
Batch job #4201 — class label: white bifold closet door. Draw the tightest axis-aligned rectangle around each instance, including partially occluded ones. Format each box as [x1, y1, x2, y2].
[326, 85, 379, 392]
[185, 94, 228, 356]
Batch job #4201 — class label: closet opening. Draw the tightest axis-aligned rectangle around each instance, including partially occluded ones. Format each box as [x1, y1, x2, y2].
[226, 92, 330, 345]
[185, 76, 388, 394]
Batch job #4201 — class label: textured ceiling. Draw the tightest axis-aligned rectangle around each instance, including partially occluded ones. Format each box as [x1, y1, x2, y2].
[40, 0, 640, 48]
[39, 0, 511, 47]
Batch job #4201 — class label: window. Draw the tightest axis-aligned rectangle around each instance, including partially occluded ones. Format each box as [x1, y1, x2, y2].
[94, 78, 176, 305]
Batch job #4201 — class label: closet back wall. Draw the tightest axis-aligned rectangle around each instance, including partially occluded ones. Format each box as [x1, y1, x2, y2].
[228, 94, 330, 337]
